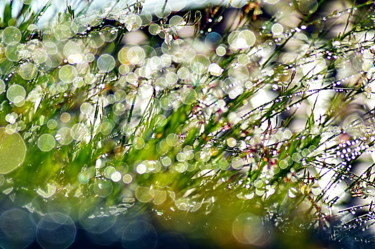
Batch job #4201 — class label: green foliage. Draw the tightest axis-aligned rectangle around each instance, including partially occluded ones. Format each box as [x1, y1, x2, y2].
[1, 0, 375, 247]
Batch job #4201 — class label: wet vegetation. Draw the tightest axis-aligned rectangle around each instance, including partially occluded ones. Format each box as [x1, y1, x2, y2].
[1, 0, 375, 248]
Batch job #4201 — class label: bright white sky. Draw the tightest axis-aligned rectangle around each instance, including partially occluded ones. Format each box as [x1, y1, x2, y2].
[2, 0, 244, 17]
[1, 0, 247, 26]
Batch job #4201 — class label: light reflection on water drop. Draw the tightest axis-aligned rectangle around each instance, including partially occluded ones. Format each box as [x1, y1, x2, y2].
[0, 128, 27, 174]
[121, 220, 158, 249]
[232, 213, 268, 246]
[36, 212, 76, 249]
[0, 208, 35, 249]
[80, 212, 117, 234]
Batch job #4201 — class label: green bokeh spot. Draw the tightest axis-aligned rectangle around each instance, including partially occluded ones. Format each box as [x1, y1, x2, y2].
[0, 128, 27, 174]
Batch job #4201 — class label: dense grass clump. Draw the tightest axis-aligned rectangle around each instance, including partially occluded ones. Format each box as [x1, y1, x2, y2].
[1, 0, 375, 248]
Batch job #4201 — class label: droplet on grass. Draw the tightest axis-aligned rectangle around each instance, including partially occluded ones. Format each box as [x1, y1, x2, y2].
[37, 134, 56, 152]
[99, 121, 113, 135]
[190, 55, 210, 75]
[6, 84, 26, 106]
[44, 41, 58, 55]
[135, 186, 153, 203]
[177, 67, 190, 79]
[122, 174, 133, 184]
[119, 46, 146, 65]
[110, 171, 122, 182]
[271, 23, 284, 36]
[97, 54, 115, 72]
[123, 13, 142, 31]
[18, 63, 38, 80]
[133, 137, 145, 150]
[227, 138, 237, 147]
[296, 0, 318, 14]
[5, 113, 17, 124]
[80, 102, 94, 116]
[67, 54, 83, 64]
[46, 119, 58, 130]
[216, 45, 226, 56]
[103, 166, 116, 179]
[59, 65, 78, 83]
[278, 159, 288, 169]
[5, 44, 20, 61]
[63, 40, 82, 58]
[0, 128, 27, 174]
[136, 163, 147, 174]
[228, 30, 256, 50]
[161, 156, 171, 167]
[208, 63, 224, 76]
[174, 162, 188, 173]
[60, 112, 71, 123]
[93, 180, 113, 198]
[169, 15, 185, 26]
[71, 123, 90, 142]
[56, 127, 73, 145]
[2, 26, 22, 45]
[102, 26, 118, 42]
[153, 190, 167, 205]
[232, 157, 243, 170]
[148, 24, 161, 35]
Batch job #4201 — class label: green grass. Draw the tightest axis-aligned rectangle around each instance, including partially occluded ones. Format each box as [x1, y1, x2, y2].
[1, 0, 375, 247]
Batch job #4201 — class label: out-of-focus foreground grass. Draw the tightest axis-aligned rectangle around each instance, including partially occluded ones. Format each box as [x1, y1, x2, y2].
[1, 0, 375, 248]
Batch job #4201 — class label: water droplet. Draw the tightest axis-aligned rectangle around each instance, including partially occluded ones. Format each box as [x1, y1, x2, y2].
[7, 84, 26, 106]
[2, 26, 22, 45]
[97, 54, 115, 72]
[59, 65, 78, 83]
[37, 134, 56, 152]
[0, 128, 27, 174]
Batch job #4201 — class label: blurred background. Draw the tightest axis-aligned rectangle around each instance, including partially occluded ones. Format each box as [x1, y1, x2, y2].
[0, 0, 375, 248]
